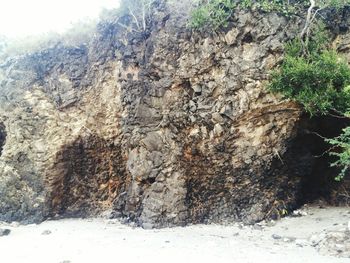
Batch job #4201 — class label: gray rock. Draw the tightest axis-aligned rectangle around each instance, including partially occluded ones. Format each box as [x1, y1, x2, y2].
[142, 223, 154, 230]
[0, 228, 10, 236]
[41, 230, 52, 235]
[283, 237, 296, 243]
[272, 234, 282, 240]
[295, 239, 309, 247]
[211, 112, 225, 124]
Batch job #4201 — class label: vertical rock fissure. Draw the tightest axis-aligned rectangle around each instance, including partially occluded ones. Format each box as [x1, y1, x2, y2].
[0, 122, 6, 156]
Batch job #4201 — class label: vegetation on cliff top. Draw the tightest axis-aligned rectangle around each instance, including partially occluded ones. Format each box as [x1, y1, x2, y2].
[269, 29, 350, 116]
[190, 0, 350, 29]
[190, 0, 309, 29]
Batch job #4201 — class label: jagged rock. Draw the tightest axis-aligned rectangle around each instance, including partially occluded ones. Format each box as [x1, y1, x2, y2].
[0, 1, 349, 228]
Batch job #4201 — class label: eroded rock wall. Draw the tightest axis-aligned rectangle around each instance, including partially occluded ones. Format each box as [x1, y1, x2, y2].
[0, 2, 349, 227]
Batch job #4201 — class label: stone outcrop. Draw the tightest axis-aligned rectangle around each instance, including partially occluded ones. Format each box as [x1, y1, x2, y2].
[0, 1, 349, 227]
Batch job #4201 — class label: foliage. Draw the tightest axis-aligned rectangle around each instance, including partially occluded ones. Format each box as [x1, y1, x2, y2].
[326, 127, 350, 181]
[268, 36, 350, 116]
[189, 0, 350, 30]
[318, 0, 350, 8]
[269, 23, 350, 180]
[190, 0, 236, 29]
[189, 0, 307, 29]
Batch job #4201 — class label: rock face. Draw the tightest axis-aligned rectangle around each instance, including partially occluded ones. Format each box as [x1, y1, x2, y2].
[0, 2, 349, 227]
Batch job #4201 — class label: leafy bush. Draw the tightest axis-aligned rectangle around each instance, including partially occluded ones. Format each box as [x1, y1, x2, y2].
[268, 38, 350, 116]
[327, 127, 350, 181]
[269, 26, 350, 180]
[190, 0, 350, 30]
[189, 0, 236, 29]
[189, 0, 308, 29]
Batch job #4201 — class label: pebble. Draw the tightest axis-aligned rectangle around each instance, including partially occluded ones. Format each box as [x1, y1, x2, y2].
[295, 239, 309, 247]
[252, 224, 264, 230]
[292, 210, 308, 217]
[272, 234, 282, 240]
[266, 220, 277, 227]
[41, 230, 52, 235]
[283, 237, 296, 243]
[0, 228, 11, 237]
[142, 223, 154, 230]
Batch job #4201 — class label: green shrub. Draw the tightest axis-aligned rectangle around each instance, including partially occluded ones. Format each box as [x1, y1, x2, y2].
[189, 0, 308, 29]
[326, 127, 350, 181]
[269, 39, 350, 115]
[189, 0, 237, 29]
[189, 0, 350, 30]
[269, 27, 350, 180]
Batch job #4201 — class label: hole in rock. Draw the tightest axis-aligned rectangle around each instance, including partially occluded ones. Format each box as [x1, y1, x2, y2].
[293, 114, 350, 205]
[242, 32, 253, 43]
[141, 177, 156, 185]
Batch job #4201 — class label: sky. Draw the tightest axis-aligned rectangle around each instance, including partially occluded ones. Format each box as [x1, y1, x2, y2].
[0, 0, 120, 38]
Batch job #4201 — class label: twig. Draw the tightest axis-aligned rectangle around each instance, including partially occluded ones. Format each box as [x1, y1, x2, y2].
[304, 129, 328, 140]
[300, 0, 316, 55]
[274, 149, 284, 164]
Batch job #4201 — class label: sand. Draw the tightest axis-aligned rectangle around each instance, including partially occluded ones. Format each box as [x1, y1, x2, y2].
[0, 206, 349, 263]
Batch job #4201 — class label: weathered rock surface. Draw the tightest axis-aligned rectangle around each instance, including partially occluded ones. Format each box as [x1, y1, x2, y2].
[0, 2, 349, 227]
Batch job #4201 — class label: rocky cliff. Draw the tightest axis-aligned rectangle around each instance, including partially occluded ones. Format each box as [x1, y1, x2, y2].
[0, 1, 349, 228]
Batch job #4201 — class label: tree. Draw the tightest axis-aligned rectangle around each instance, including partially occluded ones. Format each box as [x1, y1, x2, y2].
[120, 0, 157, 32]
[300, 0, 350, 54]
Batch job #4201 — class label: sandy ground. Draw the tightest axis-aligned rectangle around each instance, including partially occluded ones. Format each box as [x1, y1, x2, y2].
[0, 206, 349, 263]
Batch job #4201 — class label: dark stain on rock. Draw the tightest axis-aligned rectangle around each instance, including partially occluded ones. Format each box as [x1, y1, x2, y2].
[48, 135, 127, 218]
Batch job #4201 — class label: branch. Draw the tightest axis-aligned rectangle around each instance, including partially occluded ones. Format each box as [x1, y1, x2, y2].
[118, 22, 140, 33]
[300, 0, 316, 55]
[304, 129, 329, 140]
[300, 0, 316, 40]
[305, 7, 324, 48]
[142, 1, 147, 31]
[128, 7, 141, 30]
[329, 109, 350, 120]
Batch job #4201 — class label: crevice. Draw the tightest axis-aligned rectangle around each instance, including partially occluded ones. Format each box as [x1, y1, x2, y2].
[291, 114, 350, 206]
[141, 177, 156, 185]
[242, 32, 253, 43]
[0, 122, 6, 156]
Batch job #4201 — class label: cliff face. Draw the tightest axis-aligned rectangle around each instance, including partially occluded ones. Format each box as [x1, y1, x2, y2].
[0, 2, 349, 227]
